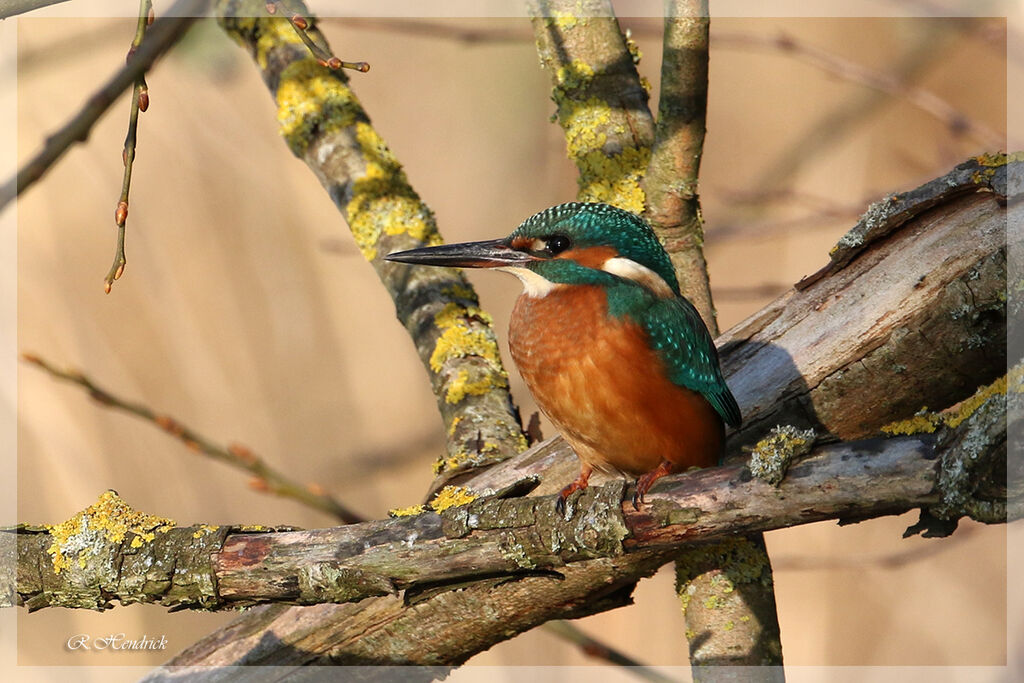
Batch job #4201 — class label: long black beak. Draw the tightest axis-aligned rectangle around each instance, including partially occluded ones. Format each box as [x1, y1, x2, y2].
[384, 239, 536, 268]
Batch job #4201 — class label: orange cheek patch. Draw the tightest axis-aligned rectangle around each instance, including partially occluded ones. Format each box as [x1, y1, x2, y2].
[557, 245, 617, 268]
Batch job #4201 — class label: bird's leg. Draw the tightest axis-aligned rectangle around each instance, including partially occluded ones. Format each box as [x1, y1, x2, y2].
[632, 459, 675, 510]
[556, 463, 593, 515]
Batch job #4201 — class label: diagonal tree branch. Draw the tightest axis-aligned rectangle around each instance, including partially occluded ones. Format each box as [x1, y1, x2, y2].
[215, 0, 526, 489]
[19, 353, 365, 524]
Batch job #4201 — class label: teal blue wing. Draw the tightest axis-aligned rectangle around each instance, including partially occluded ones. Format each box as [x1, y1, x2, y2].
[639, 296, 742, 429]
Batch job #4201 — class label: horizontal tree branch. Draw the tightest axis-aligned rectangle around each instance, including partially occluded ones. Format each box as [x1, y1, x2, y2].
[9, 376, 1011, 612]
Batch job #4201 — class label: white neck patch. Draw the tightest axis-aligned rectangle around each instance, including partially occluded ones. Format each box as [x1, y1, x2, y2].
[601, 257, 676, 298]
[497, 266, 560, 298]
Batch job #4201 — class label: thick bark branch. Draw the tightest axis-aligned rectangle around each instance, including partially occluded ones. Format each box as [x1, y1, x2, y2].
[528, 0, 655, 213]
[721, 154, 1012, 449]
[9, 391, 1009, 612]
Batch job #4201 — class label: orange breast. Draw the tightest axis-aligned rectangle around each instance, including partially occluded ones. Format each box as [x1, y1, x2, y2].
[509, 286, 724, 475]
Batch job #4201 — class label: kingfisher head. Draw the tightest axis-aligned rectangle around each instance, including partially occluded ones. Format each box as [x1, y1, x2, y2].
[385, 203, 681, 299]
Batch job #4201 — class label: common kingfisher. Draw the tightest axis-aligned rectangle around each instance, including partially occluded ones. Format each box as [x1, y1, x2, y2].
[386, 203, 741, 511]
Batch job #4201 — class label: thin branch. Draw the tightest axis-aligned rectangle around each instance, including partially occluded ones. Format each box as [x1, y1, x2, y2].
[715, 25, 1006, 197]
[20, 353, 365, 524]
[0, 0, 204, 211]
[644, 3, 783, 672]
[541, 621, 682, 683]
[643, 0, 715, 333]
[266, 0, 369, 72]
[104, 0, 153, 293]
[330, 18, 1004, 155]
[324, 17, 531, 44]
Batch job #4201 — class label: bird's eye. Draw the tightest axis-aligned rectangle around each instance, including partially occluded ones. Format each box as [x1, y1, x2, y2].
[544, 235, 572, 256]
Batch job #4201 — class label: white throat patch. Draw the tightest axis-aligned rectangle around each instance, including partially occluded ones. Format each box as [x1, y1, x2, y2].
[497, 266, 560, 298]
[601, 257, 675, 298]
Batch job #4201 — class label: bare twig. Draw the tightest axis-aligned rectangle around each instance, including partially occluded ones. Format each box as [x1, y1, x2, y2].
[325, 17, 530, 44]
[20, 352, 365, 524]
[267, 0, 368, 71]
[715, 28, 1005, 154]
[104, 0, 152, 293]
[328, 18, 1003, 155]
[0, 0, 204, 211]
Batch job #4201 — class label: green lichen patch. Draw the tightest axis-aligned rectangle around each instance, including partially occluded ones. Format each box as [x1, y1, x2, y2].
[747, 425, 816, 486]
[555, 95, 649, 213]
[46, 491, 175, 574]
[881, 409, 943, 436]
[675, 537, 774, 590]
[345, 122, 443, 261]
[273, 57, 442, 263]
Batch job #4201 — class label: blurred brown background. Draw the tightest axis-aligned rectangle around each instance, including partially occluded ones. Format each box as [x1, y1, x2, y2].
[10, 6, 1016, 681]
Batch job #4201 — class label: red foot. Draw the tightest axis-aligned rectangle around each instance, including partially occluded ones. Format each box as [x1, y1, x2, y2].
[556, 464, 593, 515]
[633, 459, 675, 510]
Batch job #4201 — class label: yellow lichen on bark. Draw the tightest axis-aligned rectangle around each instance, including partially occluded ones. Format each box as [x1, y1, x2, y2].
[882, 367, 1018, 436]
[276, 58, 361, 155]
[388, 485, 477, 517]
[429, 485, 478, 511]
[46, 491, 175, 574]
[430, 303, 508, 404]
[555, 91, 649, 213]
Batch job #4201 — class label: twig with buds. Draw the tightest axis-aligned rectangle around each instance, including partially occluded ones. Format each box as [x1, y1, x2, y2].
[21, 352, 365, 524]
[105, 0, 153, 293]
[266, 0, 369, 72]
